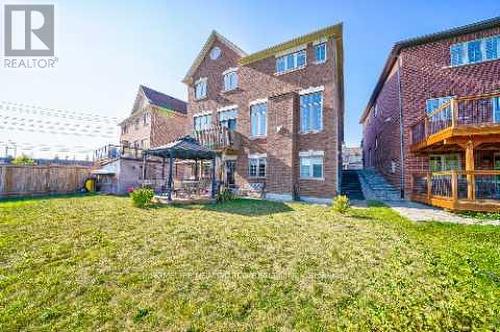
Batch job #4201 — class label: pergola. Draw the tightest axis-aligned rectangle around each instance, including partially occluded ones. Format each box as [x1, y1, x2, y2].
[143, 136, 217, 201]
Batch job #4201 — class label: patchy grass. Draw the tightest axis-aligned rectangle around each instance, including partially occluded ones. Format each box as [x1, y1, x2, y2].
[0, 196, 499, 331]
[457, 210, 500, 222]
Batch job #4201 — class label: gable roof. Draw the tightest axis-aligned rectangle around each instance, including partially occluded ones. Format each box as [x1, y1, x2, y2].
[140, 85, 187, 114]
[359, 16, 500, 123]
[182, 30, 247, 84]
[239, 23, 343, 65]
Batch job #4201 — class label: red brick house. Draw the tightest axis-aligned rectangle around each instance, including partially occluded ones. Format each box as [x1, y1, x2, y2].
[183, 25, 344, 203]
[119, 85, 188, 149]
[360, 17, 500, 211]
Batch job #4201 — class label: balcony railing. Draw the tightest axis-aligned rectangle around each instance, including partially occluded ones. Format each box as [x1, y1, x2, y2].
[94, 144, 144, 162]
[412, 170, 500, 209]
[193, 125, 240, 151]
[410, 91, 500, 145]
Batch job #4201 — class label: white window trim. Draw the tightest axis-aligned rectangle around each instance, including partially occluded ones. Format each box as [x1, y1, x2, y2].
[193, 110, 212, 117]
[299, 90, 324, 134]
[222, 69, 238, 92]
[249, 98, 268, 106]
[313, 42, 328, 64]
[449, 34, 500, 68]
[275, 44, 307, 58]
[194, 77, 208, 100]
[275, 49, 307, 75]
[313, 37, 328, 46]
[222, 67, 238, 75]
[248, 155, 267, 178]
[217, 105, 238, 113]
[299, 85, 324, 95]
[299, 152, 325, 180]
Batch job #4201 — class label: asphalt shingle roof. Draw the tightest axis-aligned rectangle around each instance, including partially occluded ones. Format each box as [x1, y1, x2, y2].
[140, 85, 187, 114]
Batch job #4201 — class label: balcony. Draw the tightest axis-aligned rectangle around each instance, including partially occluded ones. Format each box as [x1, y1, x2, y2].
[94, 144, 144, 163]
[412, 170, 500, 212]
[410, 91, 500, 151]
[193, 125, 240, 153]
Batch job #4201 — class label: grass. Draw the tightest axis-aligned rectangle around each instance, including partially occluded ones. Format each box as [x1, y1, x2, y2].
[0, 195, 499, 331]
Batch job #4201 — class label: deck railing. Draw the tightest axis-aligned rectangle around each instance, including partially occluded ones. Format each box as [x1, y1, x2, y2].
[193, 125, 240, 151]
[412, 170, 500, 202]
[94, 144, 144, 162]
[410, 91, 500, 145]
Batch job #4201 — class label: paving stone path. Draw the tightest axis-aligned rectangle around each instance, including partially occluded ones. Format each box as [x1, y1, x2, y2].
[385, 200, 500, 226]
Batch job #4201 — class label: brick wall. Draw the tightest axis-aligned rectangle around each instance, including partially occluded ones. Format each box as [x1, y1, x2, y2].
[186, 34, 342, 199]
[150, 107, 188, 147]
[362, 63, 403, 192]
[120, 108, 152, 148]
[362, 25, 500, 198]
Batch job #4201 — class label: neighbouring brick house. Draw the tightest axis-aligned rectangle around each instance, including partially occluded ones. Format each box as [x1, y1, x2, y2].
[182, 24, 344, 203]
[360, 17, 500, 211]
[119, 85, 188, 149]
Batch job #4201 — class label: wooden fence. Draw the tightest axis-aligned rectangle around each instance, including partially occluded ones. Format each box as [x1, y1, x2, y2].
[0, 165, 91, 198]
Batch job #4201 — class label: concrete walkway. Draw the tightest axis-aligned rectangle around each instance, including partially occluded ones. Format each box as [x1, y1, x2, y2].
[385, 200, 500, 226]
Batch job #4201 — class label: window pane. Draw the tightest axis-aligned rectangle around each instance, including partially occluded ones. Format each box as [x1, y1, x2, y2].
[494, 97, 500, 123]
[315, 43, 326, 62]
[312, 164, 323, 178]
[297, 51, 306, 67]
[300, 164, 310, 178]
[258, 159, 266, 177]
[300, 92, 323, 132]
[467, 40, 482, 63]
[486, 37, 498, 60]
[286, 54, 294, 70]
[450, 44, 464, 66]
[276, 57, 285, 73]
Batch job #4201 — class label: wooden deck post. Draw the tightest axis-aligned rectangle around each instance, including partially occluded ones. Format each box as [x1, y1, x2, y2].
[451, 99, 458, 128]
[211, 157, 217, 199]
[167, 155, 174, 201]
[465, 141, 475, 201]
[426, 171, 432, 201]
[142, 154, 147, 181]
[451, 170, 458, 202]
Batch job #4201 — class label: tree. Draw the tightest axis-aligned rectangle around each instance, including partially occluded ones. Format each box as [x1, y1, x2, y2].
[11, 154, 36, 166]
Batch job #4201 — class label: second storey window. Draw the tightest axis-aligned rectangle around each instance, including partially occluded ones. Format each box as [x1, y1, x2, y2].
[493, 97, 500, 123]
[219, 107, 237, 130]
[194, 113, 212, 131]
[248, 157, 266, 178]
[195, 78, 207, 100]
[276, 49, 306, 74]
[450, 35, 500, 66]
[250, 101, 267, 137]
[300, 90, 323, 133]
[314, 43, 327, 63]
[223, 69, 238, 91]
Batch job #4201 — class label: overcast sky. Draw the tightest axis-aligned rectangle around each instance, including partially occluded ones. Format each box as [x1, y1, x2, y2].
[1, 0, 498, 158]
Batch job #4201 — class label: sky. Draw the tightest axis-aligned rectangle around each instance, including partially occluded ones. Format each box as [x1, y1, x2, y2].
[0, 0, 499, 159]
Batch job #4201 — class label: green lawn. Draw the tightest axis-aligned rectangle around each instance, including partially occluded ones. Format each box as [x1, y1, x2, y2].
[0, 196, 499, 331]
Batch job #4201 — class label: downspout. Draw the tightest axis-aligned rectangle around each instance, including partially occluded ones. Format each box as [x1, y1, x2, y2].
[396, 55, 405, 199]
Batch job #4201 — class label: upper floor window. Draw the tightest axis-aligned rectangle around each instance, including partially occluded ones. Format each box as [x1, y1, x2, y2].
[373, 104, 378, 118]
[300, 152, 324, 179]
[300, 89, 323, 133]
[122, 124, 128, 134]
[314, 42, 327, 63]
[276, 49, 306, 74]
[219, 107, 238, 131]
[450, 35, 500, 66]
[223, 68, 238, 91]
[194, 113, 212, 131]
[250, 101, 267, 137]
[426, 96, 452, 115]
[494, 96, 500, 123]
[194, 78, 207, 100]
[134, 119, 140, 130]
[143, 113, 149, 126]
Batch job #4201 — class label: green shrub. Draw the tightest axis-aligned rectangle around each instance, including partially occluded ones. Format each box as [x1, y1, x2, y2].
[11, 154, 36, 165]
[332, 195, 350, 214]
[130, 187, 154, 208]
[216, 187, 234, 203]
